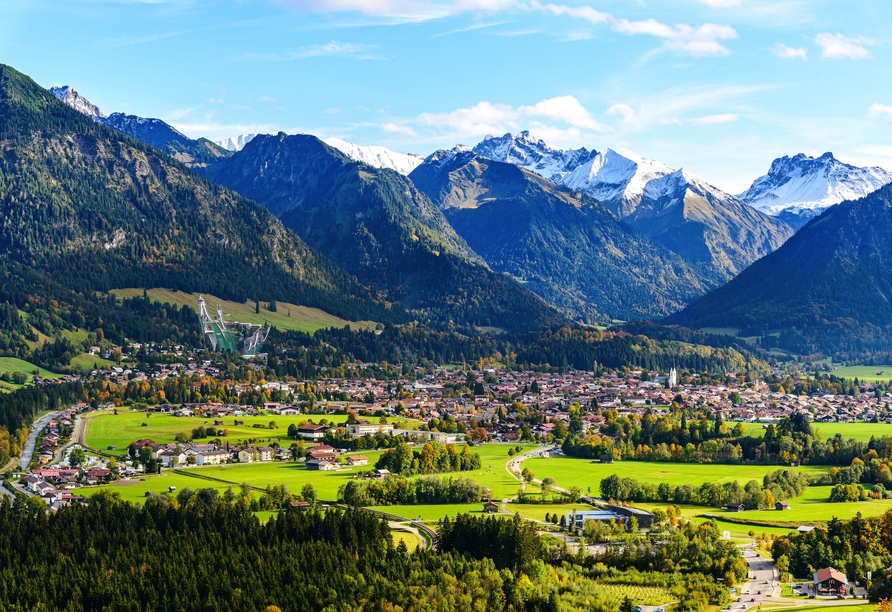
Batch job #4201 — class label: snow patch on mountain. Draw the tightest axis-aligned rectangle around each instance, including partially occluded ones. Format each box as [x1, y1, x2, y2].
[216, 134, 258, 152]
[738, 152, 892, 219]
[472, 131, 597, 182]
[321, 137, 423, 175]
[49, 86, 106, 121]
[562, 149, 673, 210]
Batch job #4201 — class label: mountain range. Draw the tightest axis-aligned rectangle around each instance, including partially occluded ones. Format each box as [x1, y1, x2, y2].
[409, 147, 709, 320]
[737, 152, 892, 228]
[200, 134, 564, 331]
[44, 76, 892, 356]
[49, 86, 232, 169]
[6, 65, 394, 326]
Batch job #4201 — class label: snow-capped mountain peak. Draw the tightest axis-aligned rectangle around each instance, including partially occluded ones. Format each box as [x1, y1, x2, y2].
[420, 146, 475, 172]
[738, 152, 892, 223]
[561, 148, 674, 214]
[216, 134, 258, 152]
[49, 86, 106, 121]
[472, 131, 598, 182]
[322, 137, 423, 176]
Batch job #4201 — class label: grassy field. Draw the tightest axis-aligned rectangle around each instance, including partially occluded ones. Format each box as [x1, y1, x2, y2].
[88, 441, 535, 511]
[0, 357, 65, 391]
[84, 410, 422, 451]
[738, 420, 892, 442]
[67, 352, 117, 371]
[520, 457, 832, 494]
[112, 288, 377, 334]
[80, 472, 237, 504]
[371, 504, 486, 522]
[830, 365, 892, 383]
[391, 528, 423, 550]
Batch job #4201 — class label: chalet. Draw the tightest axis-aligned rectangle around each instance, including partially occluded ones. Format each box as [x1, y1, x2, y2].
[776, 501, 791, 511]
[307, 450, 337, 463]
[346, 455, 368, 467]
[813, 567, 848, 595]
[373, 468, 390, 479]
[289, 501, 311, 511]
[298, 424, 327, 441]
[725, 503, 745, 512]
[306, 459, 339, 471]
[483, 501, 499, 513]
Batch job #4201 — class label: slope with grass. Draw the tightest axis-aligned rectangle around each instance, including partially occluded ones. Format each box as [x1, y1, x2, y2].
[112, 288, 377, 334]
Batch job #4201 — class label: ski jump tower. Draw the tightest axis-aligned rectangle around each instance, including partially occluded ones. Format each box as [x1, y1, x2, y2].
[198, 296, 270, 357]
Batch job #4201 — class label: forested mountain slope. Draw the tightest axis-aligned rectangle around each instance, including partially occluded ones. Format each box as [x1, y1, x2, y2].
[409, 148, 710, 321]
[668, 184, 892, 358]
[0, 64, 395, 325]
[203, 133, 565, 331]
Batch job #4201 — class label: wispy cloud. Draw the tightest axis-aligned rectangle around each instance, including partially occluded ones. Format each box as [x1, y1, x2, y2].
[381, 122, 419, 137]
[412, 95, 604, 147]
[690, 113, 739, 125]
[607, 103, 636, 123]
[773, 44, 807, 60]
[612, 18, 737, 56]
[273, 0, 516, 22]
[868, 104, 892, 128]
[815, 33, 872, 59]
[242, 41, 382, 61]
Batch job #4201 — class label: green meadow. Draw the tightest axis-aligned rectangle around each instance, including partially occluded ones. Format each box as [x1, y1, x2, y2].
[84, 410, 422, 451]
[829, 364, 892, 383]
[738, 420, 892, 442]
[0, 357, 65, 391]
[88, 441, 534, 508]
[520, 457, 832, 493]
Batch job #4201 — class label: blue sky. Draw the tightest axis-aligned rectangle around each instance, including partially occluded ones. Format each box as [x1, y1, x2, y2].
[3, 0, 891, 192]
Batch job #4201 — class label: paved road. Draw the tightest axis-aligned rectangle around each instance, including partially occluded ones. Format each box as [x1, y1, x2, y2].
[726, 546, 778, 611]
[19, 411, 60, 469]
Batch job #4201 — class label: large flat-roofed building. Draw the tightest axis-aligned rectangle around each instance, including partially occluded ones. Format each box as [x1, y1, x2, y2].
[605, 504, 655, 530]
[566, 506, 655, 531]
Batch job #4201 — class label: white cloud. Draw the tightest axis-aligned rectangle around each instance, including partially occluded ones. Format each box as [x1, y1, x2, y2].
[815, 33, 872, 59]
[607, 103, 636, 123]
[612, 18, 737, 56]
[868, 104, 892, 118]
[171, 121, 276, 141]
[522, 96, 603, 129]
[415, 95, 604, 145]
[533, 2, 610, 25]
[381, 122, 419, 137]
[243, 41, 381, 61]
[773, 44, 807, 60]
[274, 0, 516, 20]
[689, 113, 739, 125]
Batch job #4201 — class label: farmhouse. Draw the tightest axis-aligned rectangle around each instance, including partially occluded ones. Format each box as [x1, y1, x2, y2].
[483, 501, 499, 513]
[306, 459, 339, 470]
[346, 455, 368, 466]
